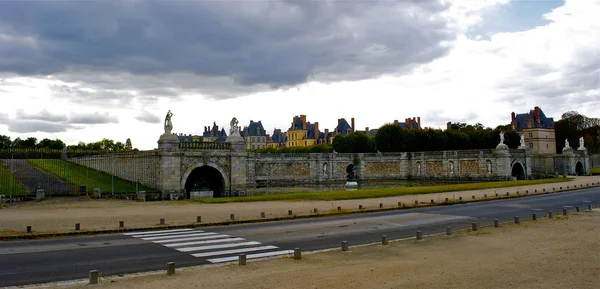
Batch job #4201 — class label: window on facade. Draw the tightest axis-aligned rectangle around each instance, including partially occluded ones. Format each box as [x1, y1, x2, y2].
[529, 133, 533, 138]
[304, 141, 307, 145]
[529, 143, 533, 149]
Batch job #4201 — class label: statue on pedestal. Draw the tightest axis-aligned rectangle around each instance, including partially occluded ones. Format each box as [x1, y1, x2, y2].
[496, 131, 508, 149]
[578, 137, 586, 151]
[229, 117, 240, 136]
[499, 131, 505, 145]
[164, 110, 173, 135]
[562, 138, 573, 153]
[520, 135, 525, 147]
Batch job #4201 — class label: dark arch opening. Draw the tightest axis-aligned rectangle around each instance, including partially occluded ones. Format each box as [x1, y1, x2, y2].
[575, 161, 584, 176]
[511, 162, 525, 180]
[185, 166, 225, 198]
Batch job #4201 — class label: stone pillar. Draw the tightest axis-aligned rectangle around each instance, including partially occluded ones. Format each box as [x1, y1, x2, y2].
[157, 134, 181, 198]
[229, 151, 248, 196]
[493, 147, 511, 179]
[561, 148, 575, 175]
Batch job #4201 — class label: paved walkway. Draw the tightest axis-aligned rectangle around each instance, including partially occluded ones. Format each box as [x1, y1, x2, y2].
[1, 176, 599, 237]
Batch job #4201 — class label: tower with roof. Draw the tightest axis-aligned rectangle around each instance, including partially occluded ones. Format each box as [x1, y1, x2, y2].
[510, 106, 556, 154]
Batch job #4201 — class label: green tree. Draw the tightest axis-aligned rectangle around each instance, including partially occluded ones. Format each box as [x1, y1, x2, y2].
[374, 124, 407, 152]
[0, 135, 11, 149]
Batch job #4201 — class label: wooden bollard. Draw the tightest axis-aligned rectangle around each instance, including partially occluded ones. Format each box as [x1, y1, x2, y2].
[495, 193, 499, 198]
[119, 221, 124, 228]
[359, 205, 363, 210]
[446, 226, 452, 235]
[398, 201, 402, 207]
[484, 194, 487, 199]
[549, 211, 553, 219]
[514, 216, 520, 224]
[75, 223, 80, 231]
[380, 203, 384, 208]
[26, 226, 32, 233]
[471, 222, 478, 231]
[89, 270, 99, 285]
[416, 231, 423, 240]
[563, 208, 568, 215]
[576, 206, 580, 212]
[230, 214, 235, 221]
[197, 216, 202, 223]
[288, 210, 293, 216]
[430, 199, 434, 204]
[260, 212, 265, 218]
[459, 197, 462, 201]
[294, 248, 302, 260]
[239, 254, 246, 265]
[415, 200, 419, 205]
[445, 198, 449, 202]
[341, 241, 349, 251]
[494, 219, 499, 228]
[160, 218, 165, 225]
[472, 195, 475, 200]
[337, 206, 342, 211]
[588, 204, 593, 211]
[382, 235, 388, 245]
[532, 213, 537, 221]
[167, 262, 175, 275]
[313, 208, 318, 213]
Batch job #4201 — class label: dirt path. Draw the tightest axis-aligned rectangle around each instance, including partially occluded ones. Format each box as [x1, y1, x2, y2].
[45, 209, 600, 289]
[1, 176, 599, 236]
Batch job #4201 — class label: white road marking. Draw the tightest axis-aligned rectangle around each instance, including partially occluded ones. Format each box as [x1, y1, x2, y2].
[208, 250, 294, 263]
[130, 230, 206, 238]
[153, 234, 231, 244]
[164, 237, 246, 248]
[141, 232, 216, 241]
[177, 241, 262, 252]
[191, 245, 278, 258]
[123, 229, 193, 236]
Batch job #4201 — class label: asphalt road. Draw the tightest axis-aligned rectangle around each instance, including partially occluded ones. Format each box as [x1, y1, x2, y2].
[1, 187, 599, 287]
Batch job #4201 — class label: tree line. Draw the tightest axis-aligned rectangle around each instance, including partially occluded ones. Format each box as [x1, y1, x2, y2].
[555, 111, 600, 153]
[0, 135, 134, 152]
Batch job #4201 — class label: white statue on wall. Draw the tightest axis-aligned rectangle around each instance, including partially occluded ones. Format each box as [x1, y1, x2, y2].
[578, 137, 586, 150]
[164, 110, 173, 134]
[416, 162, 421, 175]
[499, 131, 505, 145]
[230, 117, 240, 136]
[486, 160, 492, 174]
[449, 161, 454, 175]
[520, 135, 525, 147]
[565, 138, 570, 148]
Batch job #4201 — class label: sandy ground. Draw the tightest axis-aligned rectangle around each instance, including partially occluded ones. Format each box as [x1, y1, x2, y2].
[1, 176, 599, 236]
[42, 209, 600, 289]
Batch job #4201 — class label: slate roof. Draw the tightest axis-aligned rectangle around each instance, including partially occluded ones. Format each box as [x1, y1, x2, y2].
[242, 121, 267, 137]
[271, 129, 286, 143]
[203, 122, 220, 137]
[335, 119, 353, 135]
[513, 107, 554, 131]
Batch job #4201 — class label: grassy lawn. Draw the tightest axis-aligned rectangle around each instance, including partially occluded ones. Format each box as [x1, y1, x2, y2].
[0, 165, 29, 196]
[590, 167, 600, 175]
[192, 178, 572, 203]
[27, 159, 152, 193]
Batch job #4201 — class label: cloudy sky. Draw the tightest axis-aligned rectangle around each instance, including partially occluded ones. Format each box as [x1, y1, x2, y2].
[0, 0, 598, 150]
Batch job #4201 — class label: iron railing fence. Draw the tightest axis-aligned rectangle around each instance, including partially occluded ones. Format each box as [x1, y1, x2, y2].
[0, 149, 159, 202]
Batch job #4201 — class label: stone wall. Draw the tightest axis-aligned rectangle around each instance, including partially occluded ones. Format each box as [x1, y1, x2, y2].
[68, 151, 159, 190]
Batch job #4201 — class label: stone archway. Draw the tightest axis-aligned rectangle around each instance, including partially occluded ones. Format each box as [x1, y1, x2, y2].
[575, 161, 584, 176]
[511, 162, 525, 180]
[181, 163, 230, 198]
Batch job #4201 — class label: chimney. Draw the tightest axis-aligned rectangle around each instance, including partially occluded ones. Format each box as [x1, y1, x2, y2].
[417, 117, 421, 129]
[325, 128, 329, 135]
[301, 115, 307, 130]
[447, 122, 452, 130]
[216, 126, 219, 135]
[365, 127, 369, 135]
[511, 112, 516, 122]
[314, 122, 319, 139]
[394, 120, 399, 126]
[351, 118, 355, 132]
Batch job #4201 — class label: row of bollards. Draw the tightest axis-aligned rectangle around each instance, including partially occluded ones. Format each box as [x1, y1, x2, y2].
[34, 198, 599, 235]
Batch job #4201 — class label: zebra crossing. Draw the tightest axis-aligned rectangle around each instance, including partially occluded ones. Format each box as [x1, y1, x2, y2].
[124, 228, 293, 263]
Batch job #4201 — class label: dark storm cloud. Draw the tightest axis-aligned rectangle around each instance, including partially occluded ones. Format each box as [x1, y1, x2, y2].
[135, 109, 161, 124]
[70, 112, 119, 124]
[0, 0, 456, 98]
[8, 120, 79, 133]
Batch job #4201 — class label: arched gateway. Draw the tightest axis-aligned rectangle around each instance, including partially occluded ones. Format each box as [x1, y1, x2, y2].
[511, 162, 526, 180]
[181, 163, 230, 198]
[575, 161, 584, 176]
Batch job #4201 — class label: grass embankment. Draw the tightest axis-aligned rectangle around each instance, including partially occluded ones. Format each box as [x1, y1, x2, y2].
[192, 178, 571, 203]
[0, 165, 28, 196]
[27, 159, 152, 193]
[590, 167, 600, 175]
